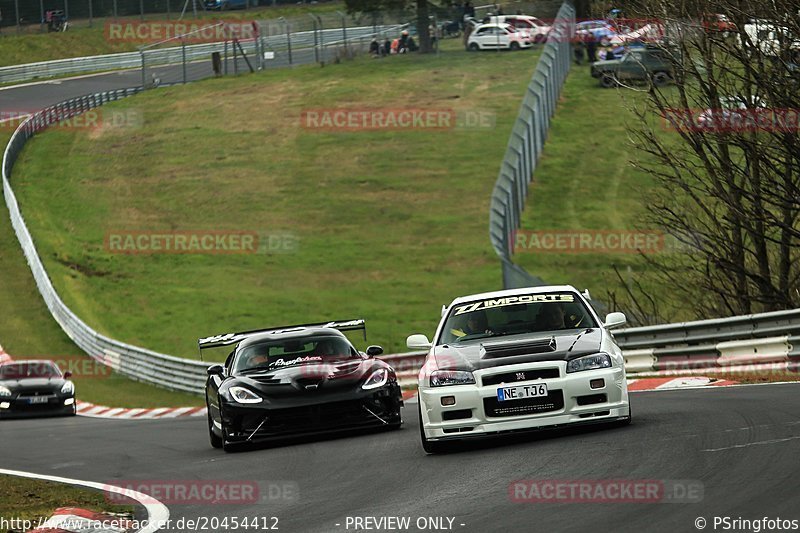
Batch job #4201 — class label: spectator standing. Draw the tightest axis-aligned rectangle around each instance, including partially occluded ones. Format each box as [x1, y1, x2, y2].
[586, 32, 597, 62]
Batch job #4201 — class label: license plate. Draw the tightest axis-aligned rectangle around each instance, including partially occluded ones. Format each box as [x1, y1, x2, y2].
[28, 396, 49, 404]
[497, 383, 548, 402]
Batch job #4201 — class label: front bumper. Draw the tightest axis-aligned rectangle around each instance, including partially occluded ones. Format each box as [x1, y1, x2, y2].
[0, 395, 76, 419]
[419, 362, 628, 441]
[218, 384, 402, 443]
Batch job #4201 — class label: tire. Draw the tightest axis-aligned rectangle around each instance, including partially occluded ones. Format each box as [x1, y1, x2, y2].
[418, 402, 449, 454]
[510, 41, 520, 51]
[652, 71, 671, 87]
[468, 43, 479, 52]
[208, 407, 223, 449]
[600, 74, 617, 88]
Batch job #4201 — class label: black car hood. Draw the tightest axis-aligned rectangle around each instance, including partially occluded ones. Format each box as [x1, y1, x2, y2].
[230, 359, 381, 396]
[433, 329, 602, 372]
[0, 377, 67, 392]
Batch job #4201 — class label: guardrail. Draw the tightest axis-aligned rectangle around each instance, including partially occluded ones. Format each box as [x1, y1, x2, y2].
[2, 89, 210, 394]
[0, 24, 399, 85]
[387, 309, 800, 386]
[488, 1, 575, 289]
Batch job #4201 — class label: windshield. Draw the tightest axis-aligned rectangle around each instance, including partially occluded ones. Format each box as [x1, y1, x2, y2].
[437, 292, 598, 345]
[233, 336, 359, 374]
[0, 362, 61, 379]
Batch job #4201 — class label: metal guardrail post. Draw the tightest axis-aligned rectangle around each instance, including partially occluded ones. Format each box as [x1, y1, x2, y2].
[182, 39, 187, 83]
[309, 14, 319, 63]
[140, 50, 146, 89]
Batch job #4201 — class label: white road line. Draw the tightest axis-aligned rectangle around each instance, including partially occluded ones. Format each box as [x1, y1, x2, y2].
[702, 435, 800, 452]
[0, 468, 169, 533]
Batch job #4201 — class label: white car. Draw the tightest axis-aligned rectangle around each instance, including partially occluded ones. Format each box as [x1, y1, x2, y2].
[467, 23, 533, 51]
[488, 15, 551, 43]
[407, 285, 631, 453]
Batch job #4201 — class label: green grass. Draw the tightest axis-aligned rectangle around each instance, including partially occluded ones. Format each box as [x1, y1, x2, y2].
[0, 128, 202, 407]
[513, 66, 689, 322]
[0, 474, 134, 523]
[0, 1, 348, 67]
[9, 44, 544, 361]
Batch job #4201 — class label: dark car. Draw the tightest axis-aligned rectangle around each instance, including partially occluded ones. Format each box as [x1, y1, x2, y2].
[591, 46, 675, 87]
[202, 319, 403, 451]
[204, 0, 249, 10]
[0, 360, 77, 419]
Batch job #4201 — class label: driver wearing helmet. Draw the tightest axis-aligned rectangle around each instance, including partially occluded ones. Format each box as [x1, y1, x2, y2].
[450, 310, 493, 338]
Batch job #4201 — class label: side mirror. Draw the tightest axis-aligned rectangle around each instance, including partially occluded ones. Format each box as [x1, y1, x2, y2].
[207, 364, 224, 376]
[366, 345, 384, 357]
[63, 371, 72, 379]
[407, 334, 432, 350]
[603, 312, 627, 330]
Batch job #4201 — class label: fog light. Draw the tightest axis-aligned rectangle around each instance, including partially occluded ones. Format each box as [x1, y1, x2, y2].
[590, 378, 605, 389]
[441, 396, 456, 406]
[0, 402, 10, 409]
[64, 398, 75, 406]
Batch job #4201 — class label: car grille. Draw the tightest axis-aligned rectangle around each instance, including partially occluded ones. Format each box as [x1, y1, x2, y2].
[481, 368, 560, 386]
[483, 390, 564, 417]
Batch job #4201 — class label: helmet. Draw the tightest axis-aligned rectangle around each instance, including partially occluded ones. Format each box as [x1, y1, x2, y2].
[402, 30, 409, 36]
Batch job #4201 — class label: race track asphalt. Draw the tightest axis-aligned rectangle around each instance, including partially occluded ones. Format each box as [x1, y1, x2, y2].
[2, 384, 799, 533]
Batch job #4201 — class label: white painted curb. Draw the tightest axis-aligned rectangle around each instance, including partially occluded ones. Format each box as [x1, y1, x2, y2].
[0, 468, 169, 533]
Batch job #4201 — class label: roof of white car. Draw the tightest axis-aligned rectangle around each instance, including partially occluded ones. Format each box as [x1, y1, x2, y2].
[448, 285, 580, 306]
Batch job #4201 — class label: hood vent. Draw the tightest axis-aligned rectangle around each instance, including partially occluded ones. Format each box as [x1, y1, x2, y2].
[480, 337, 557, 358]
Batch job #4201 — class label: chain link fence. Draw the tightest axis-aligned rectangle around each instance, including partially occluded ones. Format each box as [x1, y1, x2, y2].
[488, 0, 574, 290]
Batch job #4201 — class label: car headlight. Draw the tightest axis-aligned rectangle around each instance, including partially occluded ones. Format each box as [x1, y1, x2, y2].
[430, 370, 475, 387]
[567, 353, 612, 373]
[0, 385, 12, 397]
[362, 368, 389, 390]
[61, 381, 75, 395]
[229, 386, 262, 404]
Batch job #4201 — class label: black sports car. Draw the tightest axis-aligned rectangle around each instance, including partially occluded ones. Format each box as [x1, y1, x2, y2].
[201, 319, 403, 451]
[0, 360, 77, 419]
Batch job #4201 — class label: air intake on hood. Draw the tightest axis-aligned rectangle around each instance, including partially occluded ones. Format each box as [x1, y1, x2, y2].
[480, 337, 557, 358]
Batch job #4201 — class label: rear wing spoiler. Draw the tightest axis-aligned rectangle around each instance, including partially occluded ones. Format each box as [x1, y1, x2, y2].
[197, 319, 366, 350]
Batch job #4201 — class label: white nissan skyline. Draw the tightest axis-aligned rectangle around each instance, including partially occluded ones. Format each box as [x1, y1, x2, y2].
[407, 285, 631, 453]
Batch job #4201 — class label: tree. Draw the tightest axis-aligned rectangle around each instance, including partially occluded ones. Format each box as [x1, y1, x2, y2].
[618, 0, 800, 318]
[344, 0, 435, 53]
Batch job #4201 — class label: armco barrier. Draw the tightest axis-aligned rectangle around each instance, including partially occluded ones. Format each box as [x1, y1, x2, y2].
[389, 308, 800, 385]
[0, 24, 398, 85]
[488, 1, 575, 289]
[2, 89, 209, 394]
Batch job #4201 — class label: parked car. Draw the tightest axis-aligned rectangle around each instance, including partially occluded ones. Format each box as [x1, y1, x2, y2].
[407, 286, 631, 453]
[737, 21, 800, 61]
[0, 360, 76, 419]
[467, 23, 533, 51]
[702, 13, 737, 35]
[576, 20, 619, 45]
[695, 95, 768, 132]
[591, 46, 675, 87]
[204, 0, 249, 10]
[488, 15, 551, 43]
